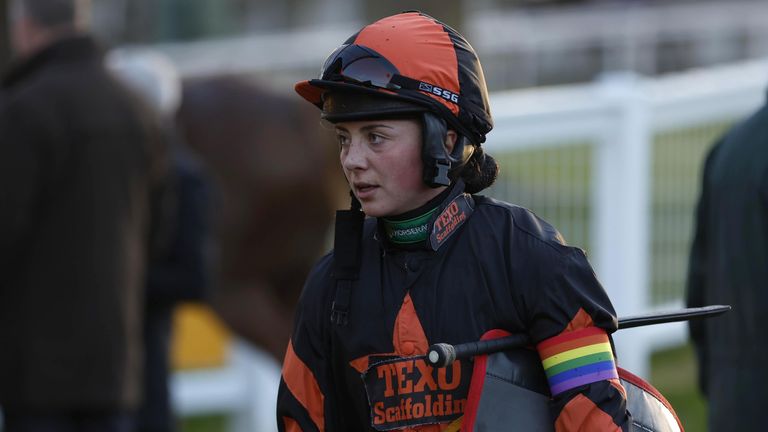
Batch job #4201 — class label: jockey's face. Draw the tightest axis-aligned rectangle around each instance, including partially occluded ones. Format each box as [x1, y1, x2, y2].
[336, 118, 447, 217]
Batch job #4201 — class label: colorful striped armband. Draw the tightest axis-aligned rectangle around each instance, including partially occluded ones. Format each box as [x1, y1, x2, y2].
[536, 327, 618, 397]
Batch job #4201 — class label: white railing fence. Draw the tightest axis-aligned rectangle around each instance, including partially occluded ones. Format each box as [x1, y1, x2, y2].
[171, 340, 281, 432]
[485, 59, 768, 378]
[144, 0, 768, 93]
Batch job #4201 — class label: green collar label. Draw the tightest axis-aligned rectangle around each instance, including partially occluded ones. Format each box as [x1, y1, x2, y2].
[382, 208, 438, 244]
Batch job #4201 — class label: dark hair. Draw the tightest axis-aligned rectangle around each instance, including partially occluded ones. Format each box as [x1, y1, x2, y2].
[460, 146, 499, 194]
[13, 0, 77, 27]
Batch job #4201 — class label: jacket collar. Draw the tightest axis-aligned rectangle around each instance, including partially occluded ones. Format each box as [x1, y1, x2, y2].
[2, 34, 102, 89]
[376, 180, 475, 251]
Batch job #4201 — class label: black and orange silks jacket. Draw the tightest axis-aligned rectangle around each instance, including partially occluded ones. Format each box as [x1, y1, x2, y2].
[277, 185, 631, 432]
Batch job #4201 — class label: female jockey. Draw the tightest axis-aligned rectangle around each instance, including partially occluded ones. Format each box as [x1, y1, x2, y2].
[277, 11, 631, 432]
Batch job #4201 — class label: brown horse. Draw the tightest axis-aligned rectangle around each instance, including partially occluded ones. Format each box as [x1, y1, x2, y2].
[177, 75, 346, 361]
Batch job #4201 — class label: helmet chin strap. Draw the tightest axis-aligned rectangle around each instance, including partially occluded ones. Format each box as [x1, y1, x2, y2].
[421, 112, 474, 188]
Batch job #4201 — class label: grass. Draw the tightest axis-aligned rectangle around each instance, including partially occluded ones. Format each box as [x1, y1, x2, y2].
[650, 343, 708, 432]
[180, 414, 229, 432]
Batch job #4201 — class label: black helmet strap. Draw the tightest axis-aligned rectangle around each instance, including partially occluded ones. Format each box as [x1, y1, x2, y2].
[421, 112, 474, 188]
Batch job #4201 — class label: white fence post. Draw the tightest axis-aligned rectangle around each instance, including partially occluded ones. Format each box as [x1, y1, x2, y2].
[229, 340, 281, 432]
[170, 337, 281, 432]
[592, 72, 652, 378]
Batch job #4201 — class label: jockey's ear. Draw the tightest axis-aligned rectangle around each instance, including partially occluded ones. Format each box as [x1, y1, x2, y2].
[444, 130, 457, 154]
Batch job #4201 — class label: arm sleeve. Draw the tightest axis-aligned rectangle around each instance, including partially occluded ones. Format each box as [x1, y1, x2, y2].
[685, 140, 720, 396]
[0, 99, 48, 282]
[276, 256, 336, 432]
[526, 245, 631, 432]
[145, 161, 212, 307]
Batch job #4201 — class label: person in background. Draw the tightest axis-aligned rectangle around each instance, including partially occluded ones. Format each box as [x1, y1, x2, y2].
[0, 0, 167, 431]
[106, 49, 212, 432]
[277, 11, 631, 431]
[686, 95, 768, 431]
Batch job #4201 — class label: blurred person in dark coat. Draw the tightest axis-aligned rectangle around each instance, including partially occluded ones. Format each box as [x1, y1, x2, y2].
[0, 0, 167, 431]
[686, 95, 768, 431]
[107, 48, 212, 432]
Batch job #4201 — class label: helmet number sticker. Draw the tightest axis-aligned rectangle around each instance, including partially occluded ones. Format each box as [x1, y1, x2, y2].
[418, 82, 460, 104]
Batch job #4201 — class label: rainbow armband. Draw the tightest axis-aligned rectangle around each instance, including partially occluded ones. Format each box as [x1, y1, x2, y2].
[537, 327, 618, 396]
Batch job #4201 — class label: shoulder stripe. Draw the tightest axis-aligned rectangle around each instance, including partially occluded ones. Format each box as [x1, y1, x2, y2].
[282, 340, 325, 431]
[283, 416, 302, 432]
[555, 393, 622, 432]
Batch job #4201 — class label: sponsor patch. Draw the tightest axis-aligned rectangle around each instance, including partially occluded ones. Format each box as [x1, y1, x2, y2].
[418, 82, 460, 104]
[363, 355, 472, 431]
[430, 194, 474, 250]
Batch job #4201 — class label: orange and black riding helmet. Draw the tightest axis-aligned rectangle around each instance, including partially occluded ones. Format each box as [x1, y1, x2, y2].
[295, 11, 493, 147]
